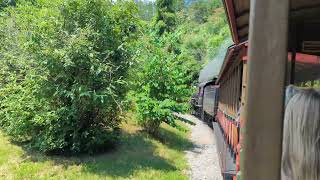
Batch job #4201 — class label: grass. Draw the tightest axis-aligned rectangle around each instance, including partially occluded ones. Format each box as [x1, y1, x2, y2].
[0, 116, 194, 180]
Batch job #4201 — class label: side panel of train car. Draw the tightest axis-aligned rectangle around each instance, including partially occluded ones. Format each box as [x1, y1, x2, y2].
[213, 44, 247, 180]
[203, 84, 219, 126]
[197, 43, 230, 125]
[220, 0, 320, 179]
[214, 45, 320, 180]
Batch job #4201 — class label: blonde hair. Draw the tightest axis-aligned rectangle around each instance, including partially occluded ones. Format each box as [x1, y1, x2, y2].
[282, 88, 320, 180]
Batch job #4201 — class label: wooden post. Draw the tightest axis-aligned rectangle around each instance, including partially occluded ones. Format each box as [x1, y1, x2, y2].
[241, 0, 289, 179]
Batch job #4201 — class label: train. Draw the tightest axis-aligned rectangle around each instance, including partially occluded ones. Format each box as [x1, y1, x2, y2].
[192, 0, 320, 179]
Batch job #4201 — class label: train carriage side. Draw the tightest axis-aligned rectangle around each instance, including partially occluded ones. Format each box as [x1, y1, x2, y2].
[213, 43, 248, 180]
[198, 43, 230, 126]
[214, 43, 320, 180]
[220, 0, 320, 179]
[203, 83, 219, 126]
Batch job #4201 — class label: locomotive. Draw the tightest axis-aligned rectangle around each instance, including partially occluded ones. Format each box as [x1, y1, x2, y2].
[192, 40, 231, 125]
[192, 0, 320, 179]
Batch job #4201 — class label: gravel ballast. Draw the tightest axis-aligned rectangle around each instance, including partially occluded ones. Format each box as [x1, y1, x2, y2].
[179, 114, 223, 180]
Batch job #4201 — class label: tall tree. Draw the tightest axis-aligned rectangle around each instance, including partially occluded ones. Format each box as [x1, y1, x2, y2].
[153, 0, 176, 36]
[136, 0, 155, 21]
[189, 0, 220, 23]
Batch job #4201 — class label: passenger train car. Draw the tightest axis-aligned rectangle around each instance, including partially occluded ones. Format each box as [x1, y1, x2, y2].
[193, 0, 320, 179]
[194, 41, 230, 126]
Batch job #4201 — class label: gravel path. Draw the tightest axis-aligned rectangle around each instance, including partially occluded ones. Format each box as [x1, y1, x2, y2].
[179, 114, 222, 180]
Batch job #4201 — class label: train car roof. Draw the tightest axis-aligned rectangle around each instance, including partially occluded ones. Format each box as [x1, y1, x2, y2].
[198, 38, 232, 87]
[217, 42, 247, 83]
[223, 0, 320, 55]
[217, 43, 320, 84]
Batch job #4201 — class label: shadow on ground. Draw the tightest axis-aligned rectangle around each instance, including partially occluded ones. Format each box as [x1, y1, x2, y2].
[81, 131, 177, 178]
[157, 126, 194, 151]
[14, 124, 194, 179]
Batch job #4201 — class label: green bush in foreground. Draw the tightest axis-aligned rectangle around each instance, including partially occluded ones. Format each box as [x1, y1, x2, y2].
[0, 0, 138, 153]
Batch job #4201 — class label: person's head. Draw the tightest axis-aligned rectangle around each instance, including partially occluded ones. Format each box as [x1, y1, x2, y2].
[282, 88, 320, 180]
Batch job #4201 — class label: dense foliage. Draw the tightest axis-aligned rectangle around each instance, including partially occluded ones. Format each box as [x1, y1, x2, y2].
[0, 0, 230, 153]
[136, 0, 230, 64]
[152, 0, 176, 36]
[133, 0, 229, 134]
[180, 0, 230, 64]
[0, 0, 16, 9]
[0, 0, 138, 153]
[134, 33, 195, 134]
[136, 0, 154, 21]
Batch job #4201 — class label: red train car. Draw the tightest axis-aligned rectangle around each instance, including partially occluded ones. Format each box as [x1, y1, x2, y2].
[211, 0, 320, 179]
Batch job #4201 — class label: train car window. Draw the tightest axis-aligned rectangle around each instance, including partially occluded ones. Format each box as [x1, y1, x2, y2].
[287, 23, 320, 88]
[292, 53, 320, 88]
[198, 87, 202, 96]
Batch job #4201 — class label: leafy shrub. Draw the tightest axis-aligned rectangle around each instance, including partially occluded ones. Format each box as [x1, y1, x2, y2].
[133, 33, 193, 135]
[0, 0, 138, 153]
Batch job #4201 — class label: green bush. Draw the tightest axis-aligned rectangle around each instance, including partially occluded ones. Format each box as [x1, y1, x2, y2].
[133, 33, 194, 135]
[0, 0, 138, 154]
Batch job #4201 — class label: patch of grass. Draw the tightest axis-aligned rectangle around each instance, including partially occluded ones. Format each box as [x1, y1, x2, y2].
[0, 115, 193, 180]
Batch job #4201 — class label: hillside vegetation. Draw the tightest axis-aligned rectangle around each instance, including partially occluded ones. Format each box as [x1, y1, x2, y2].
[0, 0, 229, 179]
